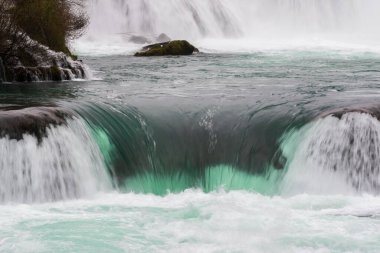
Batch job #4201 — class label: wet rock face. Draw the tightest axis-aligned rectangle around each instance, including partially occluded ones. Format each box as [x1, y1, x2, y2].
[50, 65, 63, 81]
[134, 40, 199, 57]
[0, 57, 5, 83]
[0, 106, 71, 141]
[7, 59, 86, 83]
[318, 105, 380, 121]
[3, 37, 87, 83]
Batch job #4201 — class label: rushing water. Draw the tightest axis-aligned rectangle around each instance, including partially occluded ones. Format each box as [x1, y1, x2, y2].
[2, 0, 380, 252]
[77, 0, 380, 55]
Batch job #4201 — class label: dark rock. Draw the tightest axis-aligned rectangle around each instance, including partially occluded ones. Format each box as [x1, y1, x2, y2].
[14, 67, 28, 82]
[8, 58, 86, 83]
[12, 64, 86, 82]
[3, 36, 88, 82]
[71, 64, 85, 79]
[26, 71, 33, 82]
[37, 66, 50, 80]
[272, 150, 286, 170]
[319, 105, 380, 122]
[62, 69, 73, 80]
[0, 57, 5, 82]
[13, 66, 43, 82]
[156, 33, 171, 43]
[50, 66, 63, 81]
[129, 35, 151, 44]
[135, 40, 199, 57]
[0, 106, 71, 141]
[28, 67, 39, 81]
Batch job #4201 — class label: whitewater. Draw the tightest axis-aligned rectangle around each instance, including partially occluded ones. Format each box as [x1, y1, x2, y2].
[2, 0, 380, 252]
[75, 0, 380, 55]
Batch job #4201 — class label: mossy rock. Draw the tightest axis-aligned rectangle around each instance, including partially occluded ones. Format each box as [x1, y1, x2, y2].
[63, 46, 78, 61]
[2, 40, 85, 82]
[135, 40, 199, 57]
[50, 66, 62, 81]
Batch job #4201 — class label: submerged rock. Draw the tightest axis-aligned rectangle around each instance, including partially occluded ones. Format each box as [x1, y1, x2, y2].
[317, 105, 380, 121]
[0, 57, 5, 83]
[0, 106, 71, 141]
[135, 40, 199, 57]
[156, 33, 171, 43]
[129, 35, 151, 44]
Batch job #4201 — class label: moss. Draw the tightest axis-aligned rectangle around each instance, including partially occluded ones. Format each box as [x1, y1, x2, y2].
[50, 66, 62, 81]
[135, 40, 198, 57]
[70, 54, 78, 61]
[63, 46, 78, 60]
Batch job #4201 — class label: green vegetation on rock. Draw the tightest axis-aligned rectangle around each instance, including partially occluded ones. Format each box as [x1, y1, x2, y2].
[14, 0, 88, 55]
[50, 65, 62, 81]
[0, 0, 87, 81]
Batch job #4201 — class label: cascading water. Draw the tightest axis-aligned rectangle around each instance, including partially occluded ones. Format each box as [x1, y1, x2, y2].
[280, 112, 380, 195]
[3, 1, 380, 250]
[0, 118, 111, 203]
[76, 0, 380, 55]
[86, 0, 242, 38]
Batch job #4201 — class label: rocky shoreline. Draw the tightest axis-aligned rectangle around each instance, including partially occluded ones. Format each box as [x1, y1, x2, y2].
[1, 38, 87, 83]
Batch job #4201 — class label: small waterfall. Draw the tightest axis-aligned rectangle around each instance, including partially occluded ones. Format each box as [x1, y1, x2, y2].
[0, 118, 111, 203]
[280, 112, 380, 195]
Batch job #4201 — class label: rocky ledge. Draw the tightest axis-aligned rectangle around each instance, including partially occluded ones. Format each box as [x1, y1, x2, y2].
[0, 106, 71, 140]
[0, 37, 87, 83]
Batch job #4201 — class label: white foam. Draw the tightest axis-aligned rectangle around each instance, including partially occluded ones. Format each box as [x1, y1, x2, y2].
[280, 113, 380, 196]
[0, 191, 379, 252]
[0, 118, 112, 203]
[74, 0, 380, 55]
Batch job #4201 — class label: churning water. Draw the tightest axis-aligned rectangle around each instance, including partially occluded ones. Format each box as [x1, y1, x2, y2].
[0, 118, 111, 203]
[2, 0, 380, 252]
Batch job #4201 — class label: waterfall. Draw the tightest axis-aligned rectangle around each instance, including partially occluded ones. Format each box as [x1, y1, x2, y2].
[0, 118, 111, 203]
[280, 113, 380, 195]
[76, 0, 380, 54]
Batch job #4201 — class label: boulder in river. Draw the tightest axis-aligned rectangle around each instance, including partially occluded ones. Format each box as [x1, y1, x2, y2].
[156, 33, 171, 43]
[129, 35, 151, 44]
[134, 40, 199, 57]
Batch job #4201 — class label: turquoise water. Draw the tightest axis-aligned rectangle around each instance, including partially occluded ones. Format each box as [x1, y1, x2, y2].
[2, 0, 380, 250]
[1, 192, 380, 252]
[1, 50, 380, 252]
